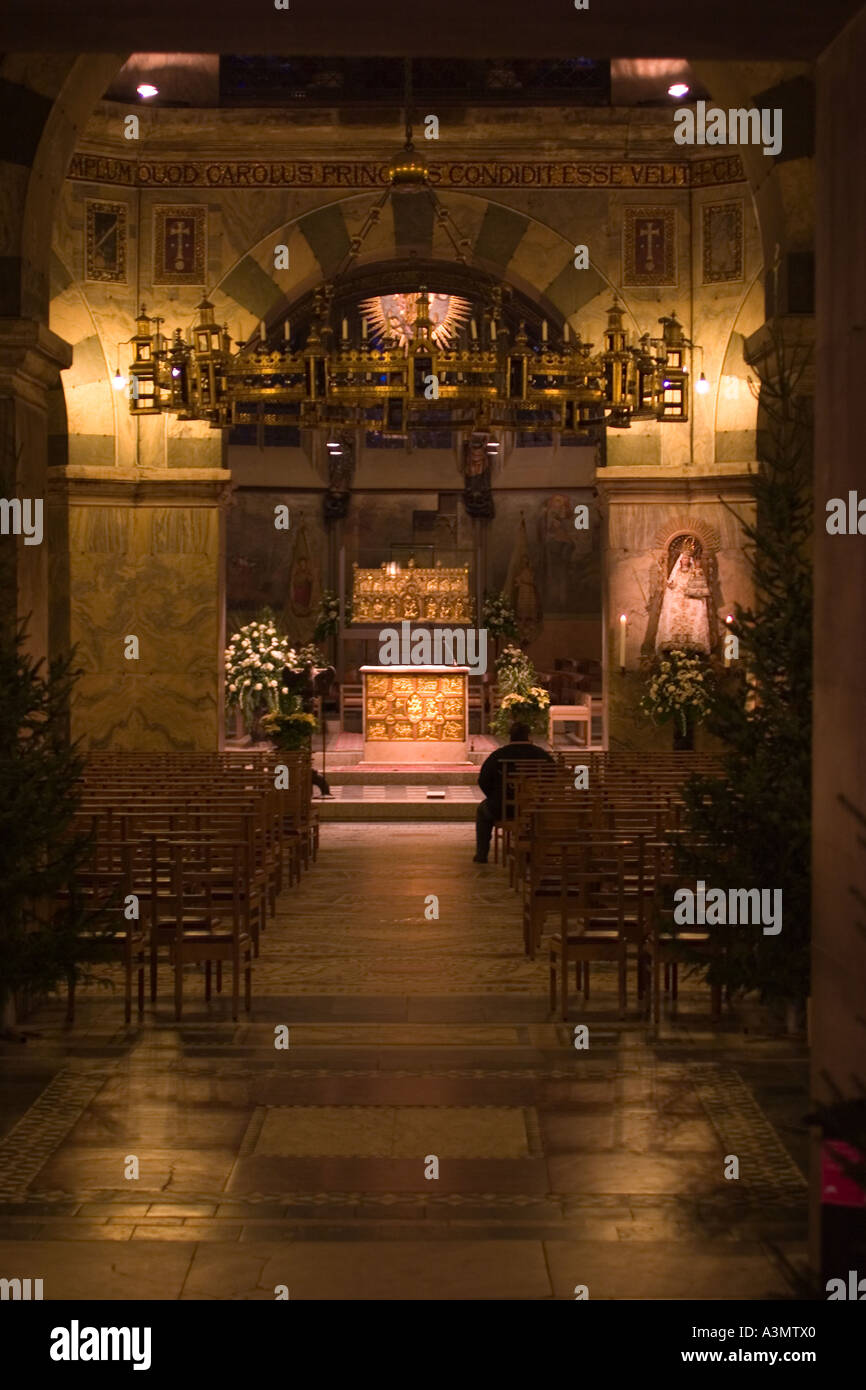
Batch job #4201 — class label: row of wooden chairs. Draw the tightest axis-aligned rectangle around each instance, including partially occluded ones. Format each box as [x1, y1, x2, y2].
[58, 751, 319, 1022]
[492, 753, 724, 1022]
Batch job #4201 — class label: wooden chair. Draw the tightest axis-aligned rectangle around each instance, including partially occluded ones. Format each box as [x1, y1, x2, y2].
[548, 842, 631, 1020]
[162, 840, 253, 1021]
[61, 841, 147, 1025]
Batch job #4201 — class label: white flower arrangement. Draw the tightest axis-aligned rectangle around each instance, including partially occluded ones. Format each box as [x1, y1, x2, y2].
[640, 648, 714, 735]
[481, 592, 519, 639]
[225, 613, 306, 723]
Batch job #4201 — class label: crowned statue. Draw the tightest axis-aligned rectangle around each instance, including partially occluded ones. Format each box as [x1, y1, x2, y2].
[655, 538, 711, 654]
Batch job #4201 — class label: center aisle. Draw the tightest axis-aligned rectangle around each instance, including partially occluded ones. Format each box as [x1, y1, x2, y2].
[0, 825, 804, 1300]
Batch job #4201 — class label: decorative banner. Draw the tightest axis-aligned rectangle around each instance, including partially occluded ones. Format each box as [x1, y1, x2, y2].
[287, 519, 315, 619]
[623, 205, 677, 287]
[85, 200, 127, 283]
[702, 200, 744, 284]
[153, 204, 206, 285]
[69, 153, 746, 191]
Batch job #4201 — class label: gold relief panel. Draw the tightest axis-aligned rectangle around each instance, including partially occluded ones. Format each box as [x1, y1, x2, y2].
[352, 563, 473, 623]
[363, 671, 466, 741]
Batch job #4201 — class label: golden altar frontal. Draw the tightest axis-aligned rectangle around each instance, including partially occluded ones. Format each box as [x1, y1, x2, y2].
[360, 665, 468, 763]
[352, 561, 473, 624]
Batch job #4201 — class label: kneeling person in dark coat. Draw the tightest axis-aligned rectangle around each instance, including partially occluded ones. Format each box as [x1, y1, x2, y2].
[474, 721, 555, 863]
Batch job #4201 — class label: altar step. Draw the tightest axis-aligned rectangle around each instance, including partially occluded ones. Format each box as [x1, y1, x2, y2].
[317, 764, 480, 786]
[315, 784, 481, 821]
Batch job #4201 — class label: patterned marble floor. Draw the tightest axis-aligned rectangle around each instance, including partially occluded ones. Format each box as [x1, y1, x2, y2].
[0, 825, 810, 1300]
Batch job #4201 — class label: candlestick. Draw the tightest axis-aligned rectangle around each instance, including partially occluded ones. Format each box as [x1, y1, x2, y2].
[618, 613, 627, 669]
[724, 615, 733, 667]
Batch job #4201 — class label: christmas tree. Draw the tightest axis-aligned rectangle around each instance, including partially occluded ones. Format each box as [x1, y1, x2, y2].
[673, 329, 812, 1009]
[0, 622, 115, 1031]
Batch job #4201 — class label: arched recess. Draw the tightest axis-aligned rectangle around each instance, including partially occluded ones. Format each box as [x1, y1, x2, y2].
[206, 189, 650, 353]
[0, 53, 128, 322]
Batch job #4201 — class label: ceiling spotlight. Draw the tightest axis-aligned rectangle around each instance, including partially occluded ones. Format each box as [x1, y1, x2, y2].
[112, 369, 127, 391]
[695, 372, 710, 395]
[137, 83, 158, 99]
[668, 83, 690, 98]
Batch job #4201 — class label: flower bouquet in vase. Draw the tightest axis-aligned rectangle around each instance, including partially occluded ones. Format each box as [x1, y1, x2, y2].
[260, 709, 318, 751]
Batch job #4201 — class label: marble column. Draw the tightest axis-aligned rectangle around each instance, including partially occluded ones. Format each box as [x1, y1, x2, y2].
[0, 319, 72, 660]
[49, 453, 231, 753]
[811, 8, 866, 1281]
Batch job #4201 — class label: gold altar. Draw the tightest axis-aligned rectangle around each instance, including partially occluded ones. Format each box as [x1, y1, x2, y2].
[352, 561, 473, 624]
[360, 665, 469, 763]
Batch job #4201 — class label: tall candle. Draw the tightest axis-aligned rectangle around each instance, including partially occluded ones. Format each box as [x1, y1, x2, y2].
[724, 615, 733, 667]
[619, 614, 627, 668]
[542, 320, 548, 343]
[490, 320, 497, 341]
[361, 317, 368, 340]
[563, 322, 570, 342]
[470, 319, 478, 341]
[283, 319, 291, 342]
[341, 318, 349, 341]
[260, 320, 267, 341]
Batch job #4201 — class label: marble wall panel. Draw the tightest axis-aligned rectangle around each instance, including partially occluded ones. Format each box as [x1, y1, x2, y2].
[68, 501, 223, 750]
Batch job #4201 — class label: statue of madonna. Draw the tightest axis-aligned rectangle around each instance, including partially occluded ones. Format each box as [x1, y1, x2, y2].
[655, 540, 711, 654]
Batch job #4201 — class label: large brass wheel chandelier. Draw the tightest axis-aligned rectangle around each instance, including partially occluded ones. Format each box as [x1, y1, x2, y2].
[125, 62, 701, 438]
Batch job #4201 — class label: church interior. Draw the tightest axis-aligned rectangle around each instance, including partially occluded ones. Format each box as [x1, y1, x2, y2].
[0, 0, 864, 1321]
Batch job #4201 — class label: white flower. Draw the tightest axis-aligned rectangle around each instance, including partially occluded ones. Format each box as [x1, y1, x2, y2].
[254, 682, 263, 691]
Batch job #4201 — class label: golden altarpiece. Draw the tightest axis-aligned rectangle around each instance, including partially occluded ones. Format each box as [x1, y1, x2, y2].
[352, 560, 472, 762]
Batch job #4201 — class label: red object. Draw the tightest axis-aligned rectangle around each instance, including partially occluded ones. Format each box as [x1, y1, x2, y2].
[822, 1141, 866, 1207]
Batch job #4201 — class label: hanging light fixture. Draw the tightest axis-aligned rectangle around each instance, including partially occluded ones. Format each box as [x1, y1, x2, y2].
[124, 61, 703, 441]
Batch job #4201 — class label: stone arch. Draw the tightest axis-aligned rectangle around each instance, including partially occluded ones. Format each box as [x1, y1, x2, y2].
[49, 247, 120, 470]
[690, 59, 814, 317]
[206, 188, 635, 347]
[0, 53, 127, 321]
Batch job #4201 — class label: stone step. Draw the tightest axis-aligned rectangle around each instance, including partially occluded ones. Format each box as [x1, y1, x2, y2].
[319, 765, 480, 786]
[316, 790, 478, 821]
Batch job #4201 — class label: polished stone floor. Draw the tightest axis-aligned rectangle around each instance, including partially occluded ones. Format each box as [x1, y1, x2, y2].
[0, 824, 810, 1300]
